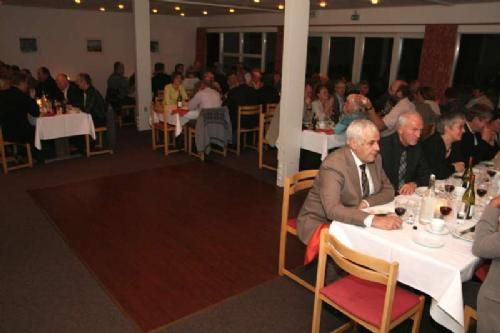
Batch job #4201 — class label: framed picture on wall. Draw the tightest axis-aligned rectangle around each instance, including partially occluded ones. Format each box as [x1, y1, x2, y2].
[87, 39, 102, 52]
[150, 40, 159, 53]
[20, 38, 38, 53]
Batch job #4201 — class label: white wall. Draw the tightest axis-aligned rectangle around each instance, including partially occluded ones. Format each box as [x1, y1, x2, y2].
[0, 5, 199, 94]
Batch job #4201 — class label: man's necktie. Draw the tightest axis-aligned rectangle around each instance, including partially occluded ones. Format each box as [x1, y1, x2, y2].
[398, 149, 407, 189]
[360, 164, 369, 198]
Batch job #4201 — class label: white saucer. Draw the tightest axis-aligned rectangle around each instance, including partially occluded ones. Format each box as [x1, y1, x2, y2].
[412, 233, 446, 248]
[452, 229, 475, 242]
[425, 225, 449, 235]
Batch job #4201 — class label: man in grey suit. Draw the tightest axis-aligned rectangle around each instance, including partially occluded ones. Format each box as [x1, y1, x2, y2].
[472, 195, 500, 333]
[297, 119, 401, 244]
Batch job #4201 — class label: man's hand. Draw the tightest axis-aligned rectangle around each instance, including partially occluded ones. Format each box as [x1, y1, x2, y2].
[399, 182, 417, 195]
[372, 215, 402, 230]
[358, 200, 369, 209]
[488, 195, 500, 209]
[453, 162, 465, 173]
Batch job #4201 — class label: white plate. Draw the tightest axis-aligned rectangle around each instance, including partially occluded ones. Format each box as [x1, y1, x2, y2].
[452, 229, 475, 242]
[415, 187, 427, 197]
[482, 161, 494, 167]
[412, 233, 446, 248]
[425, 224, 449, 235]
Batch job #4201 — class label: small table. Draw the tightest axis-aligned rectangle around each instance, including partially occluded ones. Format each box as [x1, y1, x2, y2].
[301, 130, 346, 160]
[34, 112, 96, 150]
[152, 104, 200, 137]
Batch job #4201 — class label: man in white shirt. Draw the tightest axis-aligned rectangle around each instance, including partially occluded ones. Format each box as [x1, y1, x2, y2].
[188, 81, 222, 112]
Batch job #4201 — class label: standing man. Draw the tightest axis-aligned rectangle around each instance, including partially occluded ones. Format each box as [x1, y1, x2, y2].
[297, 119, 399, 245]
[107, 61, 131, 105]
[380, 111, 430, 195]
[55, 73, 83, 109]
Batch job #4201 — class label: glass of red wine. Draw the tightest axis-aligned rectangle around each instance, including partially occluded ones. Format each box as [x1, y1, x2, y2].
[440, 206, 452, 218]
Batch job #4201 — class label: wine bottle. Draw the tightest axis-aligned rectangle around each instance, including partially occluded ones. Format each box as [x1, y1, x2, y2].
[176, 91, 183, 108]
[462, 156, 474, 188]
[419, 174, 436, 224]
[461, 174, 476, 220]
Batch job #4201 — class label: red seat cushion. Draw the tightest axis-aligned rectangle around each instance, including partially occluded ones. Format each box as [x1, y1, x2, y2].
[287, 218, 297, 230]
[321, 275, 420, 328]
[153, 122, 174, 130]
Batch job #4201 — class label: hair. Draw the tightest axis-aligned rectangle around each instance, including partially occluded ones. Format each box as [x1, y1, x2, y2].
[465, 104, 494, 122]
[78, 73, 92, 85]
[418, 86, 435, 101]
[437, 112, 465, 134]
[154, 62, 165, 72]
[358, 80, 369, 87]
[314, 83, 330, 96]
[174, 63, 184, 72]
[39, 66, 51, 76]
[444, 87, 457, 99]
[171, 71, 184, 82]
[398, 84, 411, 98]
[396, 111, 422, 129]
[346, 119, 378, 144]
[11, 71, 28, 86]
[56, 73, 68, 80]
[113, 61, 123, 73]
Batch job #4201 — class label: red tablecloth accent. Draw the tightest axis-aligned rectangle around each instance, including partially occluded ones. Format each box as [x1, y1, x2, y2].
[170, 108, 189, 116]
[475, 261, 491, 282]
[304, 224, 329, 264]
[41, 112, 56, 117]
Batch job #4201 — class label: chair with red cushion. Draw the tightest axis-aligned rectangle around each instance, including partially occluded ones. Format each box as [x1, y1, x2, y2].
[278, 169, 319, 292]
[312, 229, 425, 333]
[150, 102, 187, 156]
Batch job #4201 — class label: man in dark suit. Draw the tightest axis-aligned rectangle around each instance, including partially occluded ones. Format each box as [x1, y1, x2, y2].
[151, 62, 171, 99]
[224, 77, 261, 138]
[55, 73, 83, 110]
[76, 73, 106, 127]
[332, 79, 346, 123]
[35, 66, 59, 100]
[461, 104, 497, 165]
[472, 195, 500, 333]
[380, 111, 430, 195]
[297, 119, 399, 245]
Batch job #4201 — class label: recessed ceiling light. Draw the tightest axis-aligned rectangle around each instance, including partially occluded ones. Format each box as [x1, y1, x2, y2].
[152, 8, 158, 13]
[202, 10, 208, 15]
[254, 0, 260, 3]
[278, 4, 284, 10]
[319, 1, 327, 7]
[117, 3, 124, 9]
[371, 0, 379, 4]
[180, 12, 185, 16]
[99, 6, 105, 12]
[175, 6, 181, 11]
[229, 8, 235, 13]
[74, 0, 81, 4]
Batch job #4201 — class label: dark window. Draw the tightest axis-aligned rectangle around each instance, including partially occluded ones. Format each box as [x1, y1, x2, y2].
[397, 38, 423, 82]
[223, 56, 239, 73]
[206, 33, 220, 68]
[306, 36, 322, 77]
[328, 37, 355, 81]
[361, 37, 394, 100]
[223, 32, 239, 53]
[265, 32, 277, 73]
[243, 57, 261, 71]
[243, 33, 262, 54]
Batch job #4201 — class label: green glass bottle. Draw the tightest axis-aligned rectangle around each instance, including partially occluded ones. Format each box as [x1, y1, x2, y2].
[461, 174, 476, 220]
[462, 156, 474, 188]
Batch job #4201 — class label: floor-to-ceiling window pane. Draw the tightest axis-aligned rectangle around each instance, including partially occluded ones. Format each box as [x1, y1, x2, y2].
[361, 37, 394, 99]
[328, 37, 355, 81]
[206, 33, 220, 69]
[223, 56, 239, 73]
[265, 32, 277, 73]
[243, 57, 261, 71]
[223, 32, 239, 53]
[306, 36, 322, 77]
[397, 38, 423, 82]
[243, 33, 262, 54]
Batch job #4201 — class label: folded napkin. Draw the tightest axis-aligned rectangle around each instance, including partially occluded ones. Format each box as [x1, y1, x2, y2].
[171, 108, 189, 117]
[304, 224, 329, 265]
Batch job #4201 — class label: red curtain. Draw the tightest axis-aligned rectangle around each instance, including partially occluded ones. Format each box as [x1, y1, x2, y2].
[418, 24, 458, 101]
[195, 27, 207, 68]
[275, 25, 284, 73]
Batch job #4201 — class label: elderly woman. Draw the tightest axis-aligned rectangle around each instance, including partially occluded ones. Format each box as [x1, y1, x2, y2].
[422, 112, 466, 179]
[334, 94, 370, 134]
[163, 72, 188, 106]
[311, 84, 335, 122]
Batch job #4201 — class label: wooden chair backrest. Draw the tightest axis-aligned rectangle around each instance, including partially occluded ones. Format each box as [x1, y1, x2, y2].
[260, 110, 275, 139]
[266, 103, 278, 114]
[238, 104, 262, 117]
[318, 229, 398, 331]
[281, 170, 319, 227]
[0, 127, 4, 145]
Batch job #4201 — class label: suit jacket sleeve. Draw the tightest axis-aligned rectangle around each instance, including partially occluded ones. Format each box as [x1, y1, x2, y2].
[472, 206, 500, 258]
[365, 161, 395, 207]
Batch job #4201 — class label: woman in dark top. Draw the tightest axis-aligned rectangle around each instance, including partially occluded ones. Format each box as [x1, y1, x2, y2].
[422, 112, 466, 179]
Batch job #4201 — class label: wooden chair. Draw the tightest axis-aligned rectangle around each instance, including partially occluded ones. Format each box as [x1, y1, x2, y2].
[278, 169, 319, 292]
[312, 229, 425, 333]
[464, 305, 477, 333]
[229, 104, 262, 156]
[150, 102, 187, 156]
[85, 127, 113, 157]
[118, 104, 136, 127]
[258, 104, 277, 171]
[188, 107, 230, 161]
[0, 128, 33, 174]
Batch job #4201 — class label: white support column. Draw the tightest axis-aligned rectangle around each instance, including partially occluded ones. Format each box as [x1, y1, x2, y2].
[276, 0, 310, 187]
[133, 0, 152, 131]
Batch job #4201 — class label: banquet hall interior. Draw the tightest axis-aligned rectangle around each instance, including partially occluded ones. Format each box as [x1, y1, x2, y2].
[1, 0, 500, 332]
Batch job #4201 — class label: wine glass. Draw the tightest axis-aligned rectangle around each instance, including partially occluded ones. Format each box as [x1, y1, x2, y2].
[444, 180, 455, 200]
[394, 197, 407, 221]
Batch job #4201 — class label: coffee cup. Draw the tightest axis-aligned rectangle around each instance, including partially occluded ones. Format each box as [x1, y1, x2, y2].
[431, 218, 445, 232]
[454, 187, 465, 199]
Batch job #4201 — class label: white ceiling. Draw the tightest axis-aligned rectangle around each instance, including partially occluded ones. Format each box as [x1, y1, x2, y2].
[2, 0, 499, 16]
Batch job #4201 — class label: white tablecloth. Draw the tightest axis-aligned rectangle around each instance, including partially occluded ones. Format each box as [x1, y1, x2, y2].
[34, 113, 96, 150]
[329, 206, 480, 333]
[152, 105, 200, 137]
[301, 130, 346, 160]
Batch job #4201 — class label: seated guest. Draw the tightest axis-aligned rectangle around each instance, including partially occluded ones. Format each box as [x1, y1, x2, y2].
[472, 195, 500, 333]
[419, 86, 440, 115]
[257, 73, 280, 106]
[380, 111, 430, 195]
[408, 79, 421, 101]
[374, 79, 405, 116]
[302, 81, 314, 124]
[423, 112, 466, 179]
[334, 94, 368, 134]
[224, 75, 261, 136]
[183, 71, 201, 97]
[163, 72, 188, 106]
[414, 87, 438, 140]
[76, 73, 106, 127]
[484, 111, 500, 147]
[357, 80, 372, 100]
[332, 79, 346, 123]
[440, 87, 465, 115]
[35, 66, 59, 100]
[311, 84, 335, 122]
[461, 104, 496, 165]
[201, 71, 221, 93]
[249, 68, 263, 90]
[188, 81, 221, 112]
[297, 119, 399, 245]
[151, 62, 171, 99]
[55, 73, 83, 109]
[173, 63, 185, 77]
[466, 85, 494, 110]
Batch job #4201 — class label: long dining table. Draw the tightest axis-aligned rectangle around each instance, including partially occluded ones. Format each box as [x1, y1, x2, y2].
[301, 129, 346, 160]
